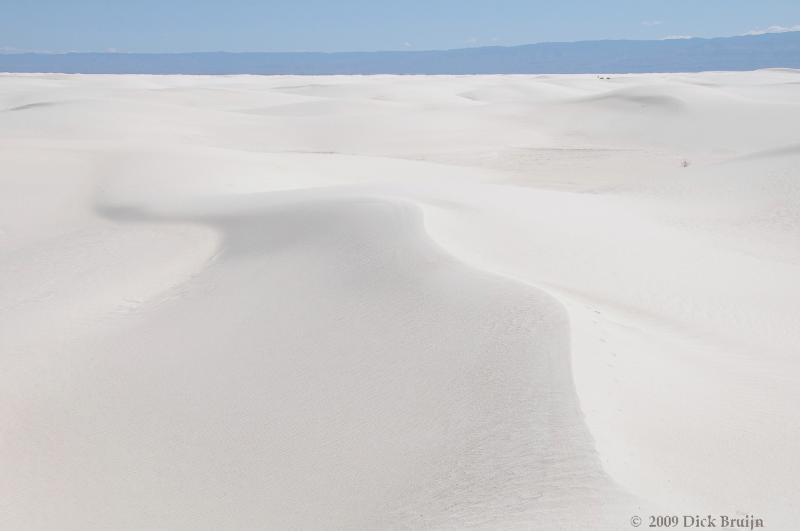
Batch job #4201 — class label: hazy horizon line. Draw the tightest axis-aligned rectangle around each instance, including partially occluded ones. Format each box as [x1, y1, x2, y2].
[2, 29, 798, 56]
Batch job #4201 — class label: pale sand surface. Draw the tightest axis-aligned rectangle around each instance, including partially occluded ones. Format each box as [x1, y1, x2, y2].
[1, 71, 799, 529]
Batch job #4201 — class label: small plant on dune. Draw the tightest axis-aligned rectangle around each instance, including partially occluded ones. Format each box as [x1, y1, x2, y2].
[681, 159, 691, 168]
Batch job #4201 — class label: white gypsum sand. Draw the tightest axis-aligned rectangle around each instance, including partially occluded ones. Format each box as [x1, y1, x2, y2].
[1, 71, 798, 530]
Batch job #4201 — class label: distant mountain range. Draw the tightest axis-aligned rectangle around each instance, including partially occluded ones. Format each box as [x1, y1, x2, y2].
[2, 32, 799, 75]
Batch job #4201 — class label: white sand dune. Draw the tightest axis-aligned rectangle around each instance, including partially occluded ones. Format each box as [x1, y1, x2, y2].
[1, 71, 799, 529]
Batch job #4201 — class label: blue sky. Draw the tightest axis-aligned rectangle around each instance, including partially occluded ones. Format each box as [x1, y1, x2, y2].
[2, 0, 800, 53]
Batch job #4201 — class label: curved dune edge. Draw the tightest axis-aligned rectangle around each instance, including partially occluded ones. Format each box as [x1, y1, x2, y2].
[2, 190, 628, 530]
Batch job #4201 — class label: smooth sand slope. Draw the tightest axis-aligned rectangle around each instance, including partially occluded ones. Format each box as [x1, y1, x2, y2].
[1, 71, 799, 529]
